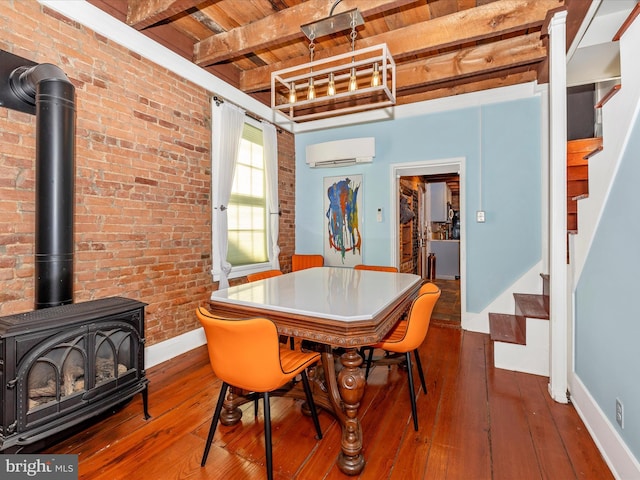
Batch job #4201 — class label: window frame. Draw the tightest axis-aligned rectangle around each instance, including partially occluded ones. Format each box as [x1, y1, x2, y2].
[211, 116, 277, 281]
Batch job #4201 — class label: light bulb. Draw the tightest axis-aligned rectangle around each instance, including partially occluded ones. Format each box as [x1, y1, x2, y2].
[288, 82, 297, 103]
[327, 73, 336, 96]
[348, 67, 358, 92]
[371, 63, 381, 87]
[307, 77, 316, 100]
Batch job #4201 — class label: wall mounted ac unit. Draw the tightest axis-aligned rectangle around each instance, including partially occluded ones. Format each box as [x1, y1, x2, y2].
[305, 137, 375, 168]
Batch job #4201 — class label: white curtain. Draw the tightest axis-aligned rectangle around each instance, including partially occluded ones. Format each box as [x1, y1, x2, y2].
[262, 120, 280, 271]
[211, 101, 245, 289]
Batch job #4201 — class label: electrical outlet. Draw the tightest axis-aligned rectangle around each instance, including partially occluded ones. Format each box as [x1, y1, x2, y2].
[476, 210, 485, 223]
[616, 398, 624, 428]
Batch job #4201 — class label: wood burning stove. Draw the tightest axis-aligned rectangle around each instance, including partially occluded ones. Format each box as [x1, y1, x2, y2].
[0, 51, 151, 452]
[0, 297, 149, 452]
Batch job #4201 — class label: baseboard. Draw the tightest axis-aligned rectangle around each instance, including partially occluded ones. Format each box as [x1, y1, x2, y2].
[145, 327, 206, 369]
[435, 274, 458, 280]
[570, 373, 640, 480]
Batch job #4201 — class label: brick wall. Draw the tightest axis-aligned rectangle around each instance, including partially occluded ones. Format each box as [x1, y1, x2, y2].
[0, 2, 295, 346]
[276, 130, 296, 274]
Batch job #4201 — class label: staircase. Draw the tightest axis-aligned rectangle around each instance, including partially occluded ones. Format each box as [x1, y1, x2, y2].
[488, 84, 619, 377]
[488, 275, 550, 376]
[567, 137, 603, 233]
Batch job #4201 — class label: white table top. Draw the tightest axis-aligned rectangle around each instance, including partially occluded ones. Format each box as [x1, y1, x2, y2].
[210, 267, 421, 322]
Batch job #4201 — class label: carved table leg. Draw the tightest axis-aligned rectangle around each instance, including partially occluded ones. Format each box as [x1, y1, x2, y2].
[336, 347, 366, 475]
[219, 385, 243, 426]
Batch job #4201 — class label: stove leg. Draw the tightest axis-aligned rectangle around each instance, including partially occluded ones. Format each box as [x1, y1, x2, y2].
[142, 385, 151, 420]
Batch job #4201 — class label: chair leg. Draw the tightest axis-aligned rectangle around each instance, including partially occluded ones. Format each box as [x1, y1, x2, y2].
[405, 352, 419, 431]
[366, 347, 375, 379]
[201, 382, 229, 466]
[300, 370, 323, 439]
[413, 348, 427, 394]
[359, 346, 374, 380]
[358, 347, 365, 363]
[263, 392, 273, 480]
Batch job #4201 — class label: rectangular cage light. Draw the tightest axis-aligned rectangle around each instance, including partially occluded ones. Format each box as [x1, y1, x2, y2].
[271, 43, 395, 122]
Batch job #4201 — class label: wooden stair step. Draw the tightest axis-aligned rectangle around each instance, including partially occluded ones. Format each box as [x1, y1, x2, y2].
[489, 313, 526, 345]
[514, 293, 549, 319]
[567, 165, 589, 181]
[568, 179, 588, 196]
[595, 84, 621, 108]
[566, 137, 602, 237]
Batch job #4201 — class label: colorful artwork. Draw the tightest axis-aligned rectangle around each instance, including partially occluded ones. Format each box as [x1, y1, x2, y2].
[323, 175, 363, 267]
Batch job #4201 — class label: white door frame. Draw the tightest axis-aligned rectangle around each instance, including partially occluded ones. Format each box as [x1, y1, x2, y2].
[390, 158, 465, 317]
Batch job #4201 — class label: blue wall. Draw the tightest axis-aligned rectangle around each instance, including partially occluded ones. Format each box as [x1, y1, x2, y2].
[575, 109, 640, 458]
[295, 96, 542, 313]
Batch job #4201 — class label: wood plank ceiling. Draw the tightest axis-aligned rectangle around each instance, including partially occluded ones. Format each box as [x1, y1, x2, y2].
[87, 0, 591, 119]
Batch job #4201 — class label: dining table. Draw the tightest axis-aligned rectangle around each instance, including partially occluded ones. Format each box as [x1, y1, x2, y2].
[208, 266, 422, 475]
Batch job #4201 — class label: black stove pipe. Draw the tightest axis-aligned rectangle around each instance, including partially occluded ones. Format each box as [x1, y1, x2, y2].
[9, 64, 75, 309]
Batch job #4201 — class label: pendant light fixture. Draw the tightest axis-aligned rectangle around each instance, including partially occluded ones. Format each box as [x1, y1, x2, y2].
[327, 72, 336, 96]
[307, 32, 316, 100]
[371, 63, 381, 87]
[288, 82, 297, 103]
[271, 1, 395, 122]
[347, 17, 358, 92]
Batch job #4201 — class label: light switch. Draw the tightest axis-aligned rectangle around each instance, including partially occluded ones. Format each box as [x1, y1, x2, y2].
[476, 210, 485, 223]
[376, 208, 383, 222]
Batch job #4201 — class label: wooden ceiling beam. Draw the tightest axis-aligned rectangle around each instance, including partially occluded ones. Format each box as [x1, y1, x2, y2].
[126, 0, 203, 30]
[239, 0, 558, 93]
[193, 0, 419, 67]
[358, 0, 560, 55]
[396, 70, 538, 105]
[396, 33, 546, 90]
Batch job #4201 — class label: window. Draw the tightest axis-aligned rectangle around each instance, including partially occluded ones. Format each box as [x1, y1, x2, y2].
[211, 102, 279, 286]
[226, 123, 268, 266]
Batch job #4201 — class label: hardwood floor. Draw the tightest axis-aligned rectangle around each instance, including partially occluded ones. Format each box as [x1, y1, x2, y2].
[430, 278, 461, 326]
[47, 326, 613, 479]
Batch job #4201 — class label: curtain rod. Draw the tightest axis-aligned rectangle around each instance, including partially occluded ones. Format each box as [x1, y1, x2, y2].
[212, 95, 282, 133]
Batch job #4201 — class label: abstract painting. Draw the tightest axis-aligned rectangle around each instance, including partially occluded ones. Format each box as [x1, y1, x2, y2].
[323, 174, 363, 267]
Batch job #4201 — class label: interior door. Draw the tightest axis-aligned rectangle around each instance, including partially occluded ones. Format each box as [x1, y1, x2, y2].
[417, 182, 427, 278]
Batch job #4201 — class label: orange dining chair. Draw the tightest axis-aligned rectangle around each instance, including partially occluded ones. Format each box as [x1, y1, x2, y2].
[246, 269, 283, 282]
[361, 285, 441, 431]
[246, 269, 294, 350]
[354, 264, 399, 273]
[246, 271, 290, 355]
[291, 254, 324, 272]
[196, 307, 323, 480]
[359, 277, 429, 377]
[360, 281, 439, 361]
[418, 281, 440, 295]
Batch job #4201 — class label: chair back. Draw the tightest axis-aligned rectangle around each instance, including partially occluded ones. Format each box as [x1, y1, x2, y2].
[418, 281, 440, 295]
[399, 287, 441, 351]
[292, 254, 324, 272]
[354, 264, 398, 273]
[196, 307, 289, 392]
[247, 269, 283, 282]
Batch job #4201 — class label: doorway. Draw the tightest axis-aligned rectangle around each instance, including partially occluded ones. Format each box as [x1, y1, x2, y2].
[391, 159, 465, 326]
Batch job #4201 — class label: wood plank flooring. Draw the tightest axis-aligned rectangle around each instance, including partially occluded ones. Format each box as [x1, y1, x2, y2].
[430, 279, 461, 326]
[46, 326, 613, 479]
